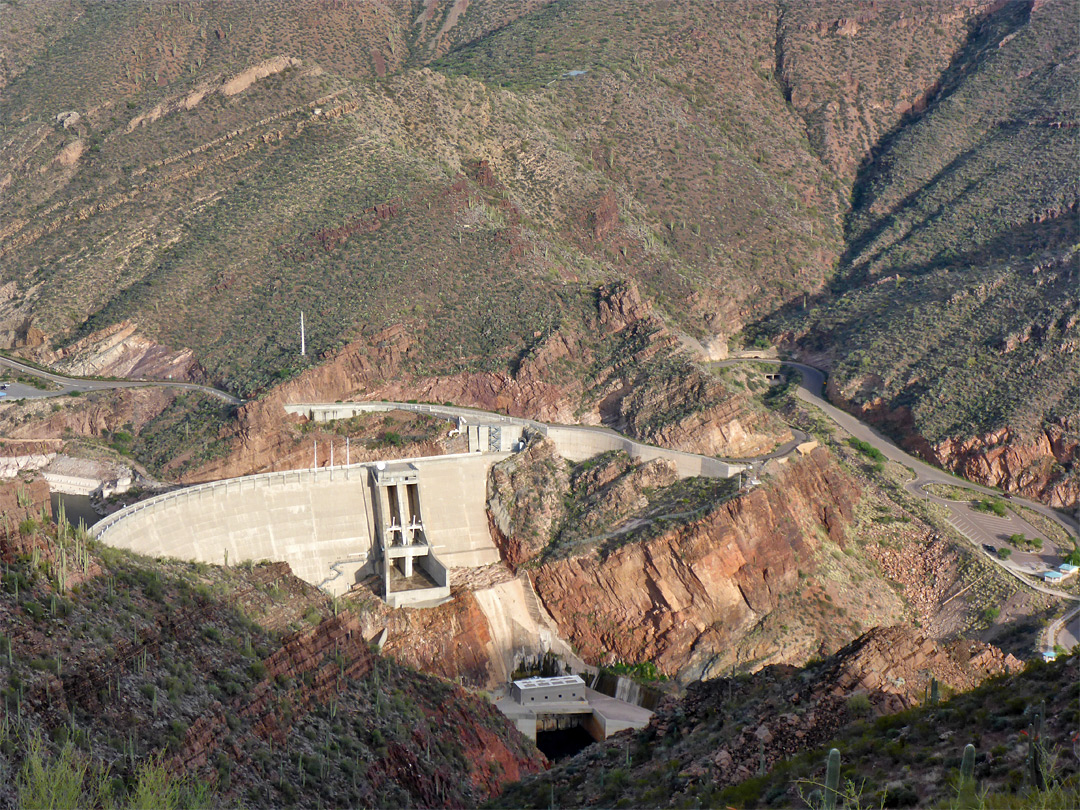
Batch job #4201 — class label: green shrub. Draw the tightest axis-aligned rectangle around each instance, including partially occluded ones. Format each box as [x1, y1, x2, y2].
[17, 734, 91, 810]
[846, 438, 885, 463]
[975, 499, 1008, 518]
[846, 693, 872, 716]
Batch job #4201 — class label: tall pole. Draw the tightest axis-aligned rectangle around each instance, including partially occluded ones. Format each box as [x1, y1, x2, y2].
[300, 311, 306, 357]
[313, 440, 317, 471]
[346, 437, 350, 466]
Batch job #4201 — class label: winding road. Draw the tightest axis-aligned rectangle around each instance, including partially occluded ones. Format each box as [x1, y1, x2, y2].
[0, 354, 244, 405]
[724, 358, 1079, 651]
[4, 348, 1077, 649]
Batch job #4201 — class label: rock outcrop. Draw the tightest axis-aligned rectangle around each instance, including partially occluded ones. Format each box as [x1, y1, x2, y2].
[828, 377, 1077, 508]
[488, 437, 570, 568]
[188, 281, 790, 480]
[909, 421, 1079, 509]
[530, 448, 861, 681]
[45, 320, 203, 382]
[822, 626, 1023, 709]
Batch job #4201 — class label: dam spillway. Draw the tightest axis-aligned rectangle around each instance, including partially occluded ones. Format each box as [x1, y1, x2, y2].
[91, 452, 505, 601]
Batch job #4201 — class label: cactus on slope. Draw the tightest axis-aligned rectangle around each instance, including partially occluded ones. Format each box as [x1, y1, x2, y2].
[823, 748, 840, 810]
[958, 743, 977, 809]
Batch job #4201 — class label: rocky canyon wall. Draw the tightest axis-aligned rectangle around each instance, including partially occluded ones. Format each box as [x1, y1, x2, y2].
[530, 448, 861, 682]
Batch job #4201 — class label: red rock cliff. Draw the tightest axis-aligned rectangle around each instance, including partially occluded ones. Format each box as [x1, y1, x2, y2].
[531, 448, 860, 681]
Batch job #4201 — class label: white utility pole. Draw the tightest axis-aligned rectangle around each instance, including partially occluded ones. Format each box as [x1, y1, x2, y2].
[313, 440, 317, 470]
[346, 437, 350, 466]
[300, 311, 306, 356]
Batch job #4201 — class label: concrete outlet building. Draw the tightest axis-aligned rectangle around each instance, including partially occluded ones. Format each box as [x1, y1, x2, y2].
[496, 676, 652, 743]
[511, 675, 587, 705]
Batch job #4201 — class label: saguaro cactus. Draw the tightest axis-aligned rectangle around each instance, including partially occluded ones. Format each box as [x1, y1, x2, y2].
[958, 743, 977, 809]
[823, 748, 840, 810]
[1027, 701, 1046, 790]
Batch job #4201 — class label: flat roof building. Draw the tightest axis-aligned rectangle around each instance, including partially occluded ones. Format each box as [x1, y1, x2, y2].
[511, 675, 586, 705]
[1042, 570, 1064, 582]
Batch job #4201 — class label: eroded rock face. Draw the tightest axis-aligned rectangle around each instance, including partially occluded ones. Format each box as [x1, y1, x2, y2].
[530, 448, 860, 681]
[910, 421, 1079, 509]
[367, 590, 498, 687]
[615, 372, 792, 458]
[656, 626, 1022, 793]
[488, 437, 570, 568]
[826, 377, 1077, 508]
[173, 608, 545, 803]
[823, 626, 1023, 708]
[45, 320, 203, 381]
[188, 281, 791, 480]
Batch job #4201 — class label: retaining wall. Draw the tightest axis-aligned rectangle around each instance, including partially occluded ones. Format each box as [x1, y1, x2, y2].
[285, 402, 745, 479]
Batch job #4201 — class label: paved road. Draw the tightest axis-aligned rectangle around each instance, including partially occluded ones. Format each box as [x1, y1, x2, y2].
[718, 358, 1079, 653]
[724, 359, 1077, 531]
[11, 347, 1075, 647]
[1059, 608, 1080, 650]
[0, 355, 243, 405]
[1045, 604, 1080, 653]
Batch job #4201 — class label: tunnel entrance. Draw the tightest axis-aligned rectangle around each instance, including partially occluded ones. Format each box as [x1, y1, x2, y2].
[536, 725, 596, 761]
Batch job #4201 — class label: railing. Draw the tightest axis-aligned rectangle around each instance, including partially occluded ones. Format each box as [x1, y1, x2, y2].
[286, 401, 746, 480]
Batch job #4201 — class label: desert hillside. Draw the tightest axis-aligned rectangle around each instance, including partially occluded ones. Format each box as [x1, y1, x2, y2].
[0, 0, 1074, 500]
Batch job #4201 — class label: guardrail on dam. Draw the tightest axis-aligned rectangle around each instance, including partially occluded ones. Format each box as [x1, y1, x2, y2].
[91, 452, 504, 600]
[286, 401, 747, 479]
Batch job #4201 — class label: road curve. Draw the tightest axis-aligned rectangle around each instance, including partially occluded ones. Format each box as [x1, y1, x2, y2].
[719, 358, 1078, 535]
[718, 358, 1079, 612]
[10, 347, 1076, 642]
[1044, 603, 1080, 653]
[0, 355, 243, 405]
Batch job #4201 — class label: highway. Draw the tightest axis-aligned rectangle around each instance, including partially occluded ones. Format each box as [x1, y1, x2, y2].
[0, 354, 244, 405]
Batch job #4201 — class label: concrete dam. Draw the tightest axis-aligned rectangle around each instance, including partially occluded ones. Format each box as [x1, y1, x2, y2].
[92, 402, 746, 604]
[92, 452, 504, 604]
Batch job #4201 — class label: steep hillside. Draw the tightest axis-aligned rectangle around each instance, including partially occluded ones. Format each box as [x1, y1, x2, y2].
[491, 633, 1077, 809]
[773, 0, 1079, 503]
[0, 0, 1074, 498]
[0, 478, 544, 808]
[486, 423, 1049, 682]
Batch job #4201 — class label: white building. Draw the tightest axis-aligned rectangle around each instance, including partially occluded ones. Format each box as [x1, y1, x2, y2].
[510, 675, 586, 705]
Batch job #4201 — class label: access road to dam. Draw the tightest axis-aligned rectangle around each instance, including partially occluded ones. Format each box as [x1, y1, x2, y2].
[5, 348, 1075, 646]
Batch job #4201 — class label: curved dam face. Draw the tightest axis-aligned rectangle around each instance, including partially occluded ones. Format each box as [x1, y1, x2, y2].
[92, 452, 505, 598]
